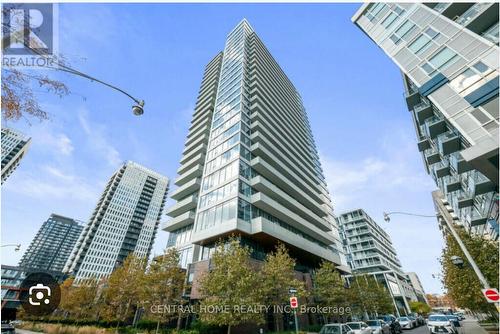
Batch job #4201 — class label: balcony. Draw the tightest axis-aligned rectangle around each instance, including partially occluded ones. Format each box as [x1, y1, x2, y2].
[449, 153, 473, 174]
[470, 207, 488, 227]
[415, 102, 434, 125]
[471, 172, 496, 196]
[438, 133, 461, 156]
[457, 196, 474, 209]
[174, 164, 204, 187]
[162, 210, 195, 232]
[170, 178, 201, 201]
[417, 138, 431, 152]
[482, 22, 499, 44]
[446, 176, 462, 193]
[425, 148, 441, 165]
[165, 194, 198, 217]
[455, 3, 498, 36]
[435, 162, 451, 178]
[427, 118, 447, 139]
[404, 89, 420, 109]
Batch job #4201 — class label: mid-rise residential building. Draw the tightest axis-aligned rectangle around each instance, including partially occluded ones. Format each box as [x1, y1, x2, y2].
[1, 127, 31, 184]
[19, 214, 84, 273]
[164, 19, 348, 273]
[406, 271, 429, 304]
[64, 161, 169, 282]
[1, 265, 26, 320]
[338, 209, 419, 316]
[352, 3, 499, 240]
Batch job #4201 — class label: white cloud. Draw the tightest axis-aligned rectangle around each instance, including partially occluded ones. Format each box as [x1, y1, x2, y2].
[30, 126, 74, 156]
[321, 128, 435, 212]
[77, 108, 122, 167]
[4, 167, 99, 203]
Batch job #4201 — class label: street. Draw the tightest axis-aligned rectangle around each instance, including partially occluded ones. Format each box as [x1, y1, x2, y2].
[399, 317, 488, 334]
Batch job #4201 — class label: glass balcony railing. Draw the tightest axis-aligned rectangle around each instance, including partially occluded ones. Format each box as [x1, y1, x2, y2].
[455, 3, 491, 26]
[482, 22, 499, 44]
[433, 3, 451, 13]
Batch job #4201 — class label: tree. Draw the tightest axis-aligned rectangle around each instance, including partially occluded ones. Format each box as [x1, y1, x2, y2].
[2, 68, 69, 122]
[198, 238, 263, 334]
[409, 301, 431, 316]
[366, 276, 394, 316]
[441, 227, 498, 317]
[313, 261, 349, 322]
[101, 254, 147, 327]
[142, 248, 186, 333]
[260, 243, 307, 332]
[349, 275, 393, 319]
[58, 277, 101, 321]
[2, 7, 69, 122]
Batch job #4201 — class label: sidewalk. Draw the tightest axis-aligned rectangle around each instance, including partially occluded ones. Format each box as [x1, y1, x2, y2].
[460, 317, 489, 334]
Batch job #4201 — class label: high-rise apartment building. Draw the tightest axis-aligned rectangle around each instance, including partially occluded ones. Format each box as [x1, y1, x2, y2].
[64, 161, 169, 282]
[338, 209, 418, 316]
[19, 214, 84, 273]
[352, 3, 499, 240]
[164, 19, 349, 278]
[1, 127, 31, 184]
[406, 271, 429, 304]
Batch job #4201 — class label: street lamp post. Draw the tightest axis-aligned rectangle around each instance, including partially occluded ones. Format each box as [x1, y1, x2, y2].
[1, 243, 21, 251]
[383, 211, 491, 290]
[9, 42, 145, 116]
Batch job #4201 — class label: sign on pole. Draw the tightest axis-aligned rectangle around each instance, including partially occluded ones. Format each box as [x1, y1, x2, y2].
[290, 296, 298, 309]
[482, 288, 500, 303]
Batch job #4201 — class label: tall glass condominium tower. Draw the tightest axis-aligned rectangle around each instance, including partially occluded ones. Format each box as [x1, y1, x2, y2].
[1, 127, 31, 184]
[19, 214, 84, 273]
[64, 161, 169, 282]
[352, 3, 499, 239]
[165, 20, 348, 273]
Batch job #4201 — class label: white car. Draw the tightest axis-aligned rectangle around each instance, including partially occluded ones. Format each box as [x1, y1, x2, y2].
[366, 320, 391, 334]
[427, 314, 456, 334]
[320, 323, 355, 334]
[346, 322, 373, 334]
[397, 317, 413, 330]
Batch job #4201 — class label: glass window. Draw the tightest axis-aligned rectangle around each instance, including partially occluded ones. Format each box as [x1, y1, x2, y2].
[425, 27, 439, 39]
[449, 68, 480, 92]
[408, 35, 431, 54]
[473, 61, 489, 73]
[382, 12, 398, 28]
[429, 47, 458, 70]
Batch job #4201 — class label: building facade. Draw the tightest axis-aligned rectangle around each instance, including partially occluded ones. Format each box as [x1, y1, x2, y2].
[352, 3, 499, 240]
[64, 161, 169, 282]
[19, 214, 84, 273]
[338, 209, 419, 316]
[406, 272, 429, 304]
[1, 265, 26, 320]
[164, 19, 348, 277]
[1, 127, 31, 184]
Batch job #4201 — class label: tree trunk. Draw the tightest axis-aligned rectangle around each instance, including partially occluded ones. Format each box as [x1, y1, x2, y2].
[176, 311, 182, 330]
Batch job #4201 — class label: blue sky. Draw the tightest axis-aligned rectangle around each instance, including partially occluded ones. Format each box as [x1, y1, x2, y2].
[2, 3, 444, 293]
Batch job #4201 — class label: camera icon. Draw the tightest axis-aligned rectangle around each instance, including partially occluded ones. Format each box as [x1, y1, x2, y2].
[28, 283, 51, 306]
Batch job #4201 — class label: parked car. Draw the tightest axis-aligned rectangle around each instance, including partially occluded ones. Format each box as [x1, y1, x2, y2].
[320, 323, 354, 334]
[452, 313, 465, 321]
[445, 315, 460, 332]
[377, 315, 402, 334]
[0, 322, 15, 334]
[366, 319, 391, 334]
[427, 314, 456, 334]
[398, 317, 414, 330]
[346, 322, 373, 334]
[407, 316, 418, 327]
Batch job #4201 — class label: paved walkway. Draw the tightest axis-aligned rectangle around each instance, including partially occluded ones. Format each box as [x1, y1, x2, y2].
[460, 317, 489, 334]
